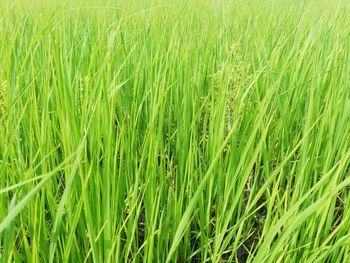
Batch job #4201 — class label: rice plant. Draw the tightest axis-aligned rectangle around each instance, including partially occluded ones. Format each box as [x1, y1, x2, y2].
[0, 0, 350, 262]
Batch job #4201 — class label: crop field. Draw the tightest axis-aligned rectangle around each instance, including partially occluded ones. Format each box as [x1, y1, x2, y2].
[0, 0, 350, 262]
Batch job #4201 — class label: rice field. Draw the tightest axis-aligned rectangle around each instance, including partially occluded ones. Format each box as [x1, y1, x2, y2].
[0, 0, 350, 262]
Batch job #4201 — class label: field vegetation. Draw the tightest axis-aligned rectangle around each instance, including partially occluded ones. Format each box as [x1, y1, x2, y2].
[0, 0, 350, 262]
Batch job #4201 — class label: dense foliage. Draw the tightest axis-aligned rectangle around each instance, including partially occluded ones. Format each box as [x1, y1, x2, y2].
[0, 0, 350, 262]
